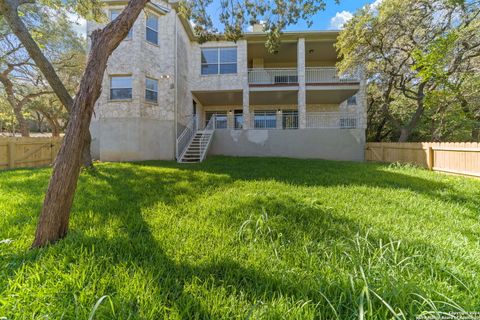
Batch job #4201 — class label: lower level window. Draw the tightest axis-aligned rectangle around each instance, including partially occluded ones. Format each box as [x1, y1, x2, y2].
[110, 76, 132, 100]
[282, 110, 298, 129]
[254, 111, 276, 129]
[145, 77, 158, 102]
[205, 112, 227, 129]
[234, 110, 243, 129]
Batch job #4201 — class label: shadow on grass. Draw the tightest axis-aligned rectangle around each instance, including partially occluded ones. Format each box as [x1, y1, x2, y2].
[1, 157, 479, 318]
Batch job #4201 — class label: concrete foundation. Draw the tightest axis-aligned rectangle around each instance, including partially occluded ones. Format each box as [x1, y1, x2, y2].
[208, 128, 365, 161]
[90, 118, 175, 161]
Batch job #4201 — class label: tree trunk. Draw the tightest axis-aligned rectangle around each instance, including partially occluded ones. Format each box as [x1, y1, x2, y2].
[31, 0, 148, 248]
[82, 130, 94, 168]
[13, 107, 30, 137]
[398, 128, 410, 142]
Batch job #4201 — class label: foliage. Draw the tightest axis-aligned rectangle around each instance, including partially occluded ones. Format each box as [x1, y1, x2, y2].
[1, 157, 480, 318]
[337, 0, 480, 142]
[179, 0, 338, 51]
[0, 4, 86, 135]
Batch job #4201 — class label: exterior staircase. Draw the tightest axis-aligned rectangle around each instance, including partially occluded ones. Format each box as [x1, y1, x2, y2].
[178, 131, 214, 163]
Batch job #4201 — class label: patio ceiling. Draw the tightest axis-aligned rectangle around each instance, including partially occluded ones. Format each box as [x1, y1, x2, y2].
[306, 87, 358, 104]
[250, 89, 298, 105]
[193, 90, 243, 106]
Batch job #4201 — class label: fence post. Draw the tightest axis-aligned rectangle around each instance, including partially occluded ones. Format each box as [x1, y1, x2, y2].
[427, 146, 434, 170]
[8, 141, 15, 169]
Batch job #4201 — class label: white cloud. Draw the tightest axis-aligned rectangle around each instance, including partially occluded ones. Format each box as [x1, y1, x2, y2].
[67, 13, 87, 38]
[329, 11, 353, 30]
[369, 0, 384, 10]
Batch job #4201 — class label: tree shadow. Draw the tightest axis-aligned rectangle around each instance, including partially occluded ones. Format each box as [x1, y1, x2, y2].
[1, 158, 479, 318]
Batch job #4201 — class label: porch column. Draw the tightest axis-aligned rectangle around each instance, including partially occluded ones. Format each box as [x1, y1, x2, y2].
[242, 89, 250, 129]
[239, 39, 250, 129]
[276, 110, 283, 129]
[297, 38, 306, 128]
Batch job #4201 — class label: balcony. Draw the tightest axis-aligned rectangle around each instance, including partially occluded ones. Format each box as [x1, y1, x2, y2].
[199, 112, 362, 130]
[247, 67, 359, 86]
[248, 68, 298, 85]
[305, 67, 359, 84]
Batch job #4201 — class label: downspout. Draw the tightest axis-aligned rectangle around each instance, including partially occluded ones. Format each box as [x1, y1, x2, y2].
[173, 12, 178, 159]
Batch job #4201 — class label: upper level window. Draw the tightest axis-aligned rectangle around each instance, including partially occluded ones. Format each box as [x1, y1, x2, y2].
[145, 77, 158, 103]
[110, 76, 132, 100]
[347, 95, 357, 105]
[201, 48, 237, 75]
[110, 9, 132, 39]
[146, 13, 158, 45]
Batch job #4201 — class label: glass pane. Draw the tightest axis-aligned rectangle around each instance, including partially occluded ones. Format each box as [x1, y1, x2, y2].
[146, 78, 158, 91]
[201, 64, 218, 75]
[220, 63, 237, 74]
[234, 114, 243, 129]
[201, 49, 218, 64]
[110, 88, 132, 100]
[146, 14, 158, 30]
[254, 111, 276, 129]
[215, 114, 227, 129]
[110, 9, 120, 20]
[220, 48, 237, 63]
[145, 90, 157, 102]
[146, 29, 158, 44]
[111, 76, 132, 89]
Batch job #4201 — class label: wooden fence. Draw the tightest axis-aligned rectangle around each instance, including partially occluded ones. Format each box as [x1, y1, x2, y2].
[365, 142, 480, 178]
[0, 137, 62, 170]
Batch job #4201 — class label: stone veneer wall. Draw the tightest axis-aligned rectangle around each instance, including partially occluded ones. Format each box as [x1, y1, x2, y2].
[89, 0, 181, 161]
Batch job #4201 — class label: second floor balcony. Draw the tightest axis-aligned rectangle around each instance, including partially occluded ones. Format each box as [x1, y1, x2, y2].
[248, 67, 359, 85]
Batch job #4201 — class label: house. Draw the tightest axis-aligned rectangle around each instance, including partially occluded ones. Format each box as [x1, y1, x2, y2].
[88, 0, 366, 163]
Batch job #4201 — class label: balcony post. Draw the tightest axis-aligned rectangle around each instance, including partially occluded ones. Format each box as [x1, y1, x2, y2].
[242, 89, 250, 129]
[276, 110, 283, 129]
[297, 38, 306, 129]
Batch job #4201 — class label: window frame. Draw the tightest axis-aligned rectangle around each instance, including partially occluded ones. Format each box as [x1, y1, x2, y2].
[201, 47, 237, 75]
[110, 9, 132, 39]
[145, 12, 159, 45]
[145, 77, 158, 103]
[110, 75, 133, 101]
[253, 110, 277, 129]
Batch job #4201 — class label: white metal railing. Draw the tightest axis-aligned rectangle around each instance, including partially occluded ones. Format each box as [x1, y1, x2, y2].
[306, 112, 362, 129]
[248, 68, 298, 85]
[176, 115, 198, 160]
[199, 115, 216, 161]
[305, 67, 359, 84]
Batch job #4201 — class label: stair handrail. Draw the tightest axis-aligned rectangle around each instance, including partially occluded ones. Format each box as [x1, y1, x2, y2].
[176, 115, 198, 161]
[199, 115, 216, 161]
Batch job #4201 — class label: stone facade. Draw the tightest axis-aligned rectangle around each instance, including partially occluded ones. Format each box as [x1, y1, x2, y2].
[87, 1, 366, 162]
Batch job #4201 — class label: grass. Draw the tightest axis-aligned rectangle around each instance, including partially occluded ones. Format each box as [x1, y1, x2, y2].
[0, 156, 479, 319]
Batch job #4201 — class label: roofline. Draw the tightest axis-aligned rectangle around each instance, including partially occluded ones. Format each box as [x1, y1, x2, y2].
[103, 0, 339, 43]
[102, 0, 170, 15]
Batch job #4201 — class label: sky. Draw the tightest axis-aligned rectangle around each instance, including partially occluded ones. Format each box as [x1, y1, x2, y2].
[69, 0, 382, 37]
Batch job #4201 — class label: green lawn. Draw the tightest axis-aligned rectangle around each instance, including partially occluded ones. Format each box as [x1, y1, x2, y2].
[0, 157, 479, 319]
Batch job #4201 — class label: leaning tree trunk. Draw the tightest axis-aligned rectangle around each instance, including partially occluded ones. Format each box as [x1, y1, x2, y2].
[31, 0, 148, 247]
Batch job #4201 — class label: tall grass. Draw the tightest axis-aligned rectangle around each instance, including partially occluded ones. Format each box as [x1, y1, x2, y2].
[0, 157, 479, 319]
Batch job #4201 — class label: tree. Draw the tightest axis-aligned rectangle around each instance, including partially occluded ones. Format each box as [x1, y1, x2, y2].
[2, 0, 335, 247]
[337, 0, 480, 142]
[1, 0, 93, 165]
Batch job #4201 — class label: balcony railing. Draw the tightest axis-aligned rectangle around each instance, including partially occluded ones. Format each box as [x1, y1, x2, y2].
[305, 112, 362, 129]
[305, 67, 359, 84]
[248, 67, 359, 85]
[248, 68, 298, 85]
